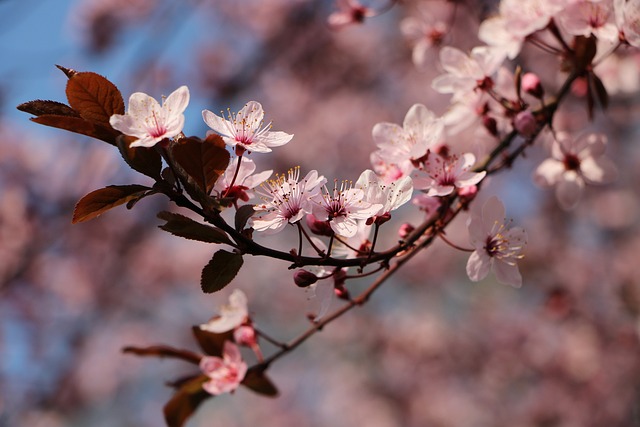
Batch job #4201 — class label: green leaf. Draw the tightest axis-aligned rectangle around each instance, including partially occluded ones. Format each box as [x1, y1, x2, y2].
[157, 211, 232, 245]
[171, 135, 230, 194]
[31, 115, 120, 145]
[242, 367, 279, 397]
[201, 250, 244, 293]
[66, 71, 125, 126]
[117, 135, 163, 180]
[191, 326, 233, 357]
[163, 375, 211, 427]
[72, 184, 151, 223]
[235, 204, 256, 232]
[17, 100, 80, 118]
[122, 345, 202, 364]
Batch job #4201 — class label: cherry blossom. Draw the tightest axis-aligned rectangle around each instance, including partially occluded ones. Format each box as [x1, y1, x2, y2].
[355, 169, 414, 221]
[214, 157, 272, 204]
[202, 101, 293, 154]
[109, 85, 189, 148]
[200, 289, 249, 334]
[412, 152, 486, 197]
[615, 0, 640, 47]
[466, 196, 527, 287]
[558, 0, 618, 43]
[533, 132, 618, 210]
[400, 12, 447, 69]
[199, 341, 248, 395]
[252, 168, 326, 234]
[328, 0, 377, 28]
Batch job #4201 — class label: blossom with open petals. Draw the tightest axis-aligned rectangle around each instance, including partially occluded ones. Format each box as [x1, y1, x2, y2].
[214, 157, 272, 204]
[355, 169, 414, 221]
[533, 132, 617, 210]
[199, 341, 247, 395]
[615, 0, 640, 47]
[202, 101, 293, 154]
[412, 152, 486, 197]
[109, 85, 189, 148]
[328, 0, 377, 28]
[200, 289, 249, 334]
[466, 196, 527, 287]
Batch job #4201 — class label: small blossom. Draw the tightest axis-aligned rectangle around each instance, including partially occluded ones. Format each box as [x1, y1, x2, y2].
[328, 0, 377, 28]
[400, 12, 447, 68]
[558, 0, 618, 43]
[412, 152, 486, 197]
[521, 72, 544, 98]
[233, 325, 257, 348]
[533, 132, 618, 210]
[202, 101, 293, 153]
[466, 196, 527, 287]
[109, 85, 189, 148]
[355, 169, 414, 221]
[199, 341, 247, 395]
[214, 157, 272, 204]
[615, 0, 640, 47]
[200, 289, 249, 334]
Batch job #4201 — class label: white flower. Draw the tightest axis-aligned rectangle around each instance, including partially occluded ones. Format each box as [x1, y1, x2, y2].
[466, 196, 527, 287]
[202, 101, 293, 153]
[533, 132, 618, 210]
[109, 85, 189, 148]
[355, 169, 414, 218]
[200, 289, 249, 333]
[214, 157, 272, 204]
[412, 152, 486, 197]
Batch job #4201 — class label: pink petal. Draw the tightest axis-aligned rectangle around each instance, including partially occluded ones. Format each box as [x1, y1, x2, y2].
[481, 196, 505, 235]
[466, 250, 491, 282]
[581, 156, 617, 184]
[492, 259, 522, 287]
[164, 85, 190, 117]
[533, 159, 564, 187]
[555, 172, 584, 210]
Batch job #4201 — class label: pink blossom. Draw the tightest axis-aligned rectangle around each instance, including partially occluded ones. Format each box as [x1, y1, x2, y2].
[213, 157, 272, 203]
[328, 0, 377, 28]
[200, 289, 249, 334]
[412, 152, 486, 197]
[199, 341, 247, 395]
[202, 101, 293, 153]
[109, 85, 189, 148]
[533, 132, 618, 210]
[558, 0, 618, 43]
[400, 11, 447, 69]
[466, 196, 527, 287]
[355, 169, 414, 219]
[615, 0, 640, 47]
[514, 110, 538, 137]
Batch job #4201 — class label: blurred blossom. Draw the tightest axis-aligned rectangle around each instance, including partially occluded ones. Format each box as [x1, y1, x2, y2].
[200, 289, 249, 333]
[199, 341, 247, 395]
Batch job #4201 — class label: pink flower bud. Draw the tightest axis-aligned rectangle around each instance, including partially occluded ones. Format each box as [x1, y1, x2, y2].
[306, 214, 333, 236]
[514, 110, 537, 137]
[233, 325, 257, 347]
[521, 72, 544, 98]
[294, 269, 319, 288]
[398, 223, 415, 239]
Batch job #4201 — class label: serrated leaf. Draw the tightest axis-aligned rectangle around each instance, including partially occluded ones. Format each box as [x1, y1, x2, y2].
[72, 184, 151, 223]
[122, 345, 202, 364]
[191, 326, 233, 357]
[172, 135, 230, 194]
[163, 375, 211, 427]
[242, 367, 279, 397]
[66, 71, 125, 126]
[31, 115, 120, 145]
[17, 100, 80, 118]
[157, 211, 232, 245]
[201, 250, 244, 293]
[117, 135, 163, 180]
[235, 204, 256, 232]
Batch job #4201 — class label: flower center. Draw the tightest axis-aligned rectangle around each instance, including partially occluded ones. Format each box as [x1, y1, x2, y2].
[563, 153, 581, 171]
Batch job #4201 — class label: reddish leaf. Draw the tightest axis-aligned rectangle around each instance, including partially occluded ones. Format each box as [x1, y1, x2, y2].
[201, 250, 244, 293]
[242, 367, 279, 397]
[72, 184, 151, 223]
[157, 211, 232, 245]
[66, 71, 125, 126]
[122, 345, 202, 364]
[31, 115, 120, 145]
[17, 100, 80, 118]
[591, 73, 609, 111]
[172, 135, 230, 194]
[191, 326, 233, 357]
[117, 135, 163, 180]
[163, 375, 211, 427]
[235, 204, 256, 232]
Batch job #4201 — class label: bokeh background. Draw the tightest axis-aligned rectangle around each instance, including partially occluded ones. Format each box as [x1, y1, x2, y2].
[2, 0, 640, 426]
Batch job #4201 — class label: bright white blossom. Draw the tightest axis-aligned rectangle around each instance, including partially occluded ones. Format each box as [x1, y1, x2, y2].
[252, 168, 326, 234]
[312, 180, 383, 237]
[109, 85, 189, 148]
[466, 196, 527, 287]
[199, 341, 247, 395]
[355, 169, 414, 219]
[202, 101, 293, 153]
[412, 152, 486, 197]
[214, 157, 272, 203]
[533, 132, 618, 210]
[615, 0, 640, 47]
[200, 289, 249, 334]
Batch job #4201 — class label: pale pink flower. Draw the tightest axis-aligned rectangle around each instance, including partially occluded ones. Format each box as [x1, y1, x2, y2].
[109, 85, 189, 148]
[412, 152, 486, 197]
[355, 169, 414, 220]
[328, 0, 377, 28]
[533, 132, 618, 210]
[214, 157, 272, 203]
[312, 180, 383, 237]
[400, 13, 447, 68]
[199, 341, 248, 395]
[200, 289, 249, 334]
[252, 168, 326, 234]
[202, 101, 293, 153]
[370, 151, 411, 184]
[466, 196, 527, 287]
[615, 0, 640, 47]
[558, 0, 618, 43]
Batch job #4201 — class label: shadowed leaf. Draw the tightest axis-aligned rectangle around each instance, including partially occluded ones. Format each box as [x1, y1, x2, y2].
[117, 135, 163, 180]
[192, 326, 233, 357]
[592, 73, 609, 111]
[242, 367, 279, 397]
[17, 100, 80, 118]
[157, 211, 232, 245]
[66, 71, 125, 126]
[122, 345, 202, 364]
[72, 184, 151, 223]
[164, 375, 211, 427]
[201, 250, 244, 293]
[31, 115, 120, 145]
[172, 135, 230, 194]
[235, 204, 256, 232]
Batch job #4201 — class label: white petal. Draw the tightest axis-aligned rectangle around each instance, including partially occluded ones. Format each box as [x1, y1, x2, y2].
[581, 156, 617, 184]
[492, 259, 522, 287]
[481, 196, 505, 235]
[203, 109, 233, 137]
[238, 101, 265, 132]
[533, 159, 564, 187]
[555, 172, 584, 210]
[259, 130, 293, 148]
[164, 85, 190, 116]
[466, 250, 491, 282]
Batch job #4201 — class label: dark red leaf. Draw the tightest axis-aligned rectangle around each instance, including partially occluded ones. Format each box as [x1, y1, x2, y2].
[163, 375, 211, 427]
[191, 326, 233, 357]
[117, 135, 163, 180]
[201, 250, 244, 293]
[17, 100, 80, 118]
[242, 367, 279, 397]
[31, 114, 120, 145]
[66, 71, 125, 126]
[172, 135, 230, 194]
[72, 184, 151, 223]
[235, 204, 256, 232]
[157, 211, 232, 245]
[122, 345, 202, 364]
[56, 64, 78, 79]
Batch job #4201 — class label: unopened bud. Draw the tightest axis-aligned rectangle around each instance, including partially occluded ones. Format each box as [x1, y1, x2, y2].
[233, 325, 257, 347]
[398, 223, 415, 239]
[514, 110, 537, 137]
[483, 116, 498, 137]
[294, 269, 318, 288]
[522, 72, 544, 98]
[306, 214, 333, 236]
[457, 185, 478, 208]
